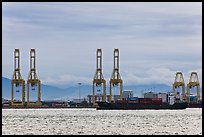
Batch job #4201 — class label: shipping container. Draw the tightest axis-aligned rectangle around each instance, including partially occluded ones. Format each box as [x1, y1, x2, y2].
[139, 98, 152, 104]
[138, 98, 162, 104]
[127, 97, 138, 101]
[127, 100, 139, 103]
[151, 98, 162, 104]
[139, 98, 152, 101]
[151, 98, 162, 101]
[190, 96, 197, 103]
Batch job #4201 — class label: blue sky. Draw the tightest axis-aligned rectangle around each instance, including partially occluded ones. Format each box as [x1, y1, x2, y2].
[2, 2, 202, 88]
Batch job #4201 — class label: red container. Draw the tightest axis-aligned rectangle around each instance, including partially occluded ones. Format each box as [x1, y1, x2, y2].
[151, 98, 161, 101]
[139, 98, 163, 104]
[139, 98, 152, 103]
[128, 100, 139, 103]
[151, 98, 162, 104]
[151, 101, 162, 104]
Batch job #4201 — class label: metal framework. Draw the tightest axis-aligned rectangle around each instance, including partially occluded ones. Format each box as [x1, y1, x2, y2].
[11, 49, 25, 107]
[110, 49, 123, 102]
[27, 49, 41, 107]
[187, 72, 200, 103]
[172, 72, 186, 102]
[92, 49, 106, 106]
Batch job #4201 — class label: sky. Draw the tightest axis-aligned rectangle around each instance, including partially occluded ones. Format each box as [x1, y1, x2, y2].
[2, 2, 202, 88]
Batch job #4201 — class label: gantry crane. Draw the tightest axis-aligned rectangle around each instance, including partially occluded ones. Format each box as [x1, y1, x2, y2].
[92, 49, 106, 106]
[187, 72, 200, 103]
[11, 49, 25, 107]
[27, 49, 41, 107]
[110, 49, 123, 102]
[172, 72, 186, 102]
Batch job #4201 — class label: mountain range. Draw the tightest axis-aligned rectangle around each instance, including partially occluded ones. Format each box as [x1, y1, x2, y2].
[2, 77, 201, 101]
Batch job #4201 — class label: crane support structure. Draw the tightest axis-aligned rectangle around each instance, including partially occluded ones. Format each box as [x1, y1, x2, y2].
[11, 49, 25, 107]
[92, 49, 106, 106]
[110, 49, 123, 102]
[27, 49, 41, 107]
[187, 72, 200, 103]
[172, 72, 186, 102]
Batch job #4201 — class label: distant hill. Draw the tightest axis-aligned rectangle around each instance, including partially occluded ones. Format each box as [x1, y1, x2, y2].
[2, 77, 11, 99]
[2, 77, 202, 101]
[2, 77, 71, 101]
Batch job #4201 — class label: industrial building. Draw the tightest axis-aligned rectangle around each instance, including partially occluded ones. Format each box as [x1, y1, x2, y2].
[87, 94, 110, 104]
[87, 90, 134, 104]
[144, 92, 168, 103]
[122, 90, 133, 99]
[144, 92, 158, 99]
[87, 93, 132, 104]
[73, 98, 87, 104]
[157, 93, 167, 103]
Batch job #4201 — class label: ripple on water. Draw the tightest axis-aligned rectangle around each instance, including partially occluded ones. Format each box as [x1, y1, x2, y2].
[2, 108, 202, 135]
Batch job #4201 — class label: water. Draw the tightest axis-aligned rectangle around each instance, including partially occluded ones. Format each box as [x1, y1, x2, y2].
[2, 108, 202, 135]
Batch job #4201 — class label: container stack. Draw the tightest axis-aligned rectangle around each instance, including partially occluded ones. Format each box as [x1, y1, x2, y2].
[139, 98, 162, 104]
[127, 97, 138, 103]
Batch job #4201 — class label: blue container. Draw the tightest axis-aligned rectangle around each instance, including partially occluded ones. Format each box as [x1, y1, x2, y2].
[127, 97, 138, 101]
[190, 96, 197, 102]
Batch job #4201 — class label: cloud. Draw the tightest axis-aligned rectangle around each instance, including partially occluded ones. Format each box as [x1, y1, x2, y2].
[122, 67, 175, 86]
[41, 67, 202, 88]
[42, 74, 91, 87]
[2, 2, 202, 87]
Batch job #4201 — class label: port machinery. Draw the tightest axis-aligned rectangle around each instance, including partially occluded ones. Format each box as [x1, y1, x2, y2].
[92, 49, 106, 106]
[27, 49, 41, 107]
[187, 72, 200, 103]
[110, 49, 123, 102]
[11, 49, 25, 107]
[172, 72, 186, 102]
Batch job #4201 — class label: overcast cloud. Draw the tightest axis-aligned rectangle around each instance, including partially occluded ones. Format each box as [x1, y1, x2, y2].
[2, 2, 202, 87]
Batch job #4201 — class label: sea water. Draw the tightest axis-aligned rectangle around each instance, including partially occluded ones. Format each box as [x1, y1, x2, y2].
[2, 108, 202, 135]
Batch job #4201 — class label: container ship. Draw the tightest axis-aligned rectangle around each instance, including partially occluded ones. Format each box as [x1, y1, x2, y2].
[187, 102, 202, 108]
[96, 97, 188, 110]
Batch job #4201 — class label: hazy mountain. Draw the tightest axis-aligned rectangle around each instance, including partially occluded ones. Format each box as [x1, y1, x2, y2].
[2, 77, 11, 99]
[2, 77, 202, 101]
[2, 77, 71, 101]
